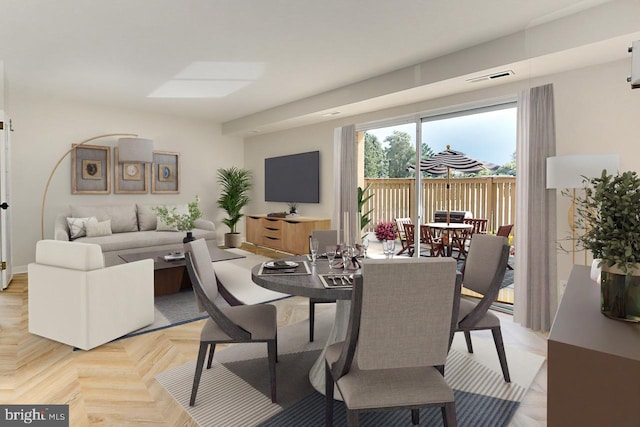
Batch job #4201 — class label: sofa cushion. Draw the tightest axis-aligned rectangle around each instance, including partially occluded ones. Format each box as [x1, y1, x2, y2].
[71, 204, 138, 233]
[136, 204, 158, 231]
[86, 218, 112, 237]
[67, 216, 96, 239]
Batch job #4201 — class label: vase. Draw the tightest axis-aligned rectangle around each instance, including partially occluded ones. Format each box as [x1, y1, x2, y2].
[600, 264, 640, 323]
[183, 231, 195, 244]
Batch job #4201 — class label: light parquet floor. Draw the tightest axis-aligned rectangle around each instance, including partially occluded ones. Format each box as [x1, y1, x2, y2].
[0, 244, 548, 426]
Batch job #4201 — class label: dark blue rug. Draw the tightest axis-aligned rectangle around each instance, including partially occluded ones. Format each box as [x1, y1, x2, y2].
[260, 389, 518, 427]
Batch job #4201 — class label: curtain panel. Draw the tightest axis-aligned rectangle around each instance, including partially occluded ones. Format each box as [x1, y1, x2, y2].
[333, 125, 358, 245]
[514, 83, 558, 332]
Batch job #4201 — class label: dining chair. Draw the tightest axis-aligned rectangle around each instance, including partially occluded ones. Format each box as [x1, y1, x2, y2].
[496, 224, 514, 270]
[325, 258, 459, 426]
[184, 239, 278, 405]
[308, 229, 339, 342]
[455, 218, 489, 260]
[419, 224, 445, 257]
[394, 217, 412, 255]
[402, 223, 416, 257]
[455, 233, 511, 382]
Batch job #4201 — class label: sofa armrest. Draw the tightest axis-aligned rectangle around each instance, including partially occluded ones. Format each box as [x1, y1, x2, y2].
[54, 214, 70, 241]
[194, 218, 215, 231]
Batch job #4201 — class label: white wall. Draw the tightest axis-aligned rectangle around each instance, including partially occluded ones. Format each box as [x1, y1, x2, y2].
[245, 58, 640, 298]
[11, 90, 244, 271]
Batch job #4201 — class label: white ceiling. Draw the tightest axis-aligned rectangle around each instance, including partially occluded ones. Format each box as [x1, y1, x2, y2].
[0, 0, 634, 136]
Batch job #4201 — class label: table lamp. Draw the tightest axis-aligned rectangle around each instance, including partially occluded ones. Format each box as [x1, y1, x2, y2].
[546, 153, 619, 264]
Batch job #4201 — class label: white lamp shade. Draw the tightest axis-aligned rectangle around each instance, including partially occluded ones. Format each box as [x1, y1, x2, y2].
[546, 154, 619, 189]
[118, 138, 154, 163]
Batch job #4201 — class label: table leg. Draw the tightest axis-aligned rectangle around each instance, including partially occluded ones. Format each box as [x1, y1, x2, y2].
[308, 299, 351, 400]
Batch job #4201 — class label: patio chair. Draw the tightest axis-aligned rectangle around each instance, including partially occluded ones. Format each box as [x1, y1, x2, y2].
[184, 239, 278, 405]
[420, 224, 445, 257]
[496, 224, 514, 270]
[455, 233, 511, 382]
[325, 258, 459, 426]
[394, 217, 412, 255]
[309, 229, 339, 342]
[402, 223, 416, 257]
[455, 218, 489, 260]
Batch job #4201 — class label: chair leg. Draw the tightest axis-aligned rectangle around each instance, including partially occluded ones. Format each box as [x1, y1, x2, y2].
[464, 330, 474, 353]
[491, 327, 511, 383]
[442, 401, 457, 427]
[325, 362, 334, 427]
[206, 343, 216, 369]
[346, 409, 359, 427]
[189, 342, 209, 406]
[309, 299, 315, 342]
[411, 408, 419, 425]
[267, 339, 277, 402]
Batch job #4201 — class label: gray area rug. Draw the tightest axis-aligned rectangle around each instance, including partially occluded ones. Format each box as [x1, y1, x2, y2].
[156, 309, 545, 426]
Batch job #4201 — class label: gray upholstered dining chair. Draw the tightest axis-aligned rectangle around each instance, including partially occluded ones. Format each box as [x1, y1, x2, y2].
[325, 258, 459, 426]
[455, 233, 511, 382]
[184, 239, 278, 405]
[308, 229, 339, 342]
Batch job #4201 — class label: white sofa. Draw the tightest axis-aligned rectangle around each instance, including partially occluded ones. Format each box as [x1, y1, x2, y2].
[28, 240, 154, 350]
[54, 203, 217, 265]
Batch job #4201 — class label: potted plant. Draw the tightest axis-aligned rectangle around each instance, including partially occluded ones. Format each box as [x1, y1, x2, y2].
[575, 170, 640, 322]
[153, 196, 202, 243]
[217, 167, 252, 248]
[374, 220, 397, 242]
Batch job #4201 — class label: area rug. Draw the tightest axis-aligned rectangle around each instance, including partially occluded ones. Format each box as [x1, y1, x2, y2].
[123, 249, 280, 339]
[156, 309, 545, 426]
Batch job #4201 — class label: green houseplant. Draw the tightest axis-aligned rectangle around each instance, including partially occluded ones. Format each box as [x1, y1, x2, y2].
[217, 167, 252, 248]
[153, 196, 202, 243]
[357, 184, 374, 239]
[575, 170, 640, 322]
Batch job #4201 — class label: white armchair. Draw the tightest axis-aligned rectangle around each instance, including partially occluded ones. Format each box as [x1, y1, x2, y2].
[28, 240, 154, 350]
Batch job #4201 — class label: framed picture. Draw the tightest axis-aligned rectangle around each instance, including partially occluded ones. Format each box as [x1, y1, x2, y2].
[151, 151, 180, 194]
[71, 144, 111, 194]
[114, 147, 149, 194]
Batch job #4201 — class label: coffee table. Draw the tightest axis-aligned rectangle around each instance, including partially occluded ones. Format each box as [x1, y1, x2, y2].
[119, 243, 245, 296]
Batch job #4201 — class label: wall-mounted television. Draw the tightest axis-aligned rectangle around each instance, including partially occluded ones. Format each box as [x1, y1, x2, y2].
[264, 151, 320, 203]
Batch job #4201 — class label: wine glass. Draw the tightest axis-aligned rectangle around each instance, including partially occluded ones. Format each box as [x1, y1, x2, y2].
[361, 237, 369, 258]
[326, 246, 336, 271]
[382, 240, 390, 258]
[310, 238, 319, 265]
[388, 239, 396, 258]
[342, 245, 351, 272]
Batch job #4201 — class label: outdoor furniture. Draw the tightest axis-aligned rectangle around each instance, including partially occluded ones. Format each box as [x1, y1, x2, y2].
[185, 239, 278, 405]
[455, 233, 511, 382]
[425, 222, 473, 257]
[419, 224, 445, 257]
[28, 240, 154, 350]
[402, 223, 416, 257]
[308, 229, 339, 342]
[394, 217, 412, 255]
[455, 218, 489, 260]
[496, 224, 514, 270]
[325, 258, 459, 426]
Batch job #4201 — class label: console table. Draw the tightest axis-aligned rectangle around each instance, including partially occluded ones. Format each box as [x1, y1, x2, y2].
[547, 265, 640, 426]
[246, 215, 330, 255]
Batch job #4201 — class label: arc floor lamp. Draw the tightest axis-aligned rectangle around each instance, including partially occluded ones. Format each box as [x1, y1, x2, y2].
[40, 133, 154, 239]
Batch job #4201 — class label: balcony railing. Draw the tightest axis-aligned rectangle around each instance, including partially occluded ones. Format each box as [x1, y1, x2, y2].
[363, 176, 516, 234]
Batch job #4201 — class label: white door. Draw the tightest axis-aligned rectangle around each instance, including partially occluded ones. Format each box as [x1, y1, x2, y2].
[0, 111, 12, 289]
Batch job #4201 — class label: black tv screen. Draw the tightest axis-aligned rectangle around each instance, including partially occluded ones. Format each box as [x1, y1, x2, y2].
[265, 151, 320, 203]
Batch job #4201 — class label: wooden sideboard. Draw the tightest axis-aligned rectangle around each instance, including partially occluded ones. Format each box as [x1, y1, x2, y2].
[547, 265, 640, 426]
[246, 215, 331, 255]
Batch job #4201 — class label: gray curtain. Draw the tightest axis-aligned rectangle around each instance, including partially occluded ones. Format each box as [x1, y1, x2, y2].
[333, 125, 358, 245]
[514, 84, 558, 332]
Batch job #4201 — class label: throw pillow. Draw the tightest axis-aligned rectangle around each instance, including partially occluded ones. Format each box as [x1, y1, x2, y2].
[66, 217, 96, 239]
[86, 218, 112, 237]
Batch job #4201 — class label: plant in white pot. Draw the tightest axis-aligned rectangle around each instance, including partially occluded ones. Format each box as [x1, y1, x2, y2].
[575, 170, 640, 322]
[153, 196, 202, 243]
[217, 167, 252, 248]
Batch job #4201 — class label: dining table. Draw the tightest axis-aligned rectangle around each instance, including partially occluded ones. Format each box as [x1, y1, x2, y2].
[425, 222, 473, 257]
[251, 255, 356, 398]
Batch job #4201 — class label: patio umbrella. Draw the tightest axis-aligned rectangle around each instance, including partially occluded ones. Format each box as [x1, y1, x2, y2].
[416, 145, 499, 224]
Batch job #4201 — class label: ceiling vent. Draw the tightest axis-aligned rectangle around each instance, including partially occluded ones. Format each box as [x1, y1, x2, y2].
[466, 70, 515, 83]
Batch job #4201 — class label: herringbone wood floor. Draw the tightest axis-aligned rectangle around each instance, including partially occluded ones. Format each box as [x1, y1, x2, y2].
[0, 245, 548, 426]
